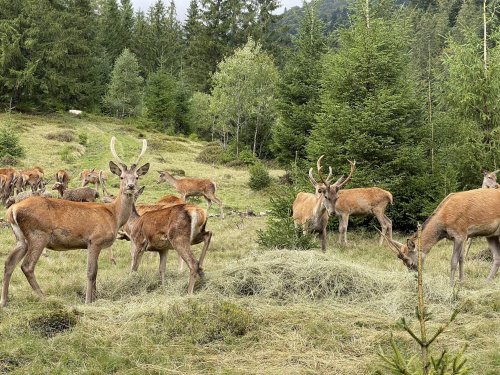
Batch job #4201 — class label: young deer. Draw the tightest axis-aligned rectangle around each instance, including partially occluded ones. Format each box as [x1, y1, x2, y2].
[481, 169, 500, 189]
[125, 203, 211, 293]
[0, 137, 149, 307]
[335, 187, 393, 245]
[157, 170, 224, 218]
[292, 156, 356, 252]
[383, 188, 500, 286]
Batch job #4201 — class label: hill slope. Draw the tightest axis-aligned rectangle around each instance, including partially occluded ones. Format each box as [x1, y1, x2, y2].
[0, 114, 498, 374]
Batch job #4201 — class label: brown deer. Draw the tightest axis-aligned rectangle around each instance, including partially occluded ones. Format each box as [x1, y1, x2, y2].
[157, 170, 224, 218]
[125, 203, 211, 292]
[79, 169, 109, 195]
[22, 167, 44, 192]
[335, 187, 393, 245]
[383, 188, 500, 287]
[481, 169, 499, 189]
[55, 169, 70, 190]
[0, 137, 149, 307]
[292, 156, 356, 252]
[0, 168, 18, 203]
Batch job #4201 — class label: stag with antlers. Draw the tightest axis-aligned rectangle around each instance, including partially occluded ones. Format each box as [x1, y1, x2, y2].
[382, 188, 500, 286]
[0, 137, 149, 307]
[292, 156, 356, 252]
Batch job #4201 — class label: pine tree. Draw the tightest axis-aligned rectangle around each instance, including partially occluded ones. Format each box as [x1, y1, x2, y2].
[272, 2, 327, 164]
[103, 48, 143, 118]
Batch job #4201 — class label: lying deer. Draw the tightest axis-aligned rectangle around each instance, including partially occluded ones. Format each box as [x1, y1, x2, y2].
[292, 156, 356, 252]
[157, 170, 224, 218]
[335, 187, 393, 245]
[124, 203, 211, 292]
[383, 188, 500, 286]
[0, 137, 149, 307]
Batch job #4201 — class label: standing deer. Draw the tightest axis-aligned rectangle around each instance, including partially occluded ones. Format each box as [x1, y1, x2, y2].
[0, 168, 18, 203]
[157, 170, 224, 218]
[292, 156, 356, 252]
[55, 169, 70, 190]
[383, 188, 500, 286]
[0, 137, 149, 307]
[125, 203, 211, 292]
[335, 187, 393, 245]
[22, 167, 44, 192]
[80, 169, 109, 195]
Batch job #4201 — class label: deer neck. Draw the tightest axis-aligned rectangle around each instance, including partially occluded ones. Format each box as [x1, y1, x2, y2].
[419, 221, 445, 255]
[112, 189, 136, 231]
[162, 172, 177, 187]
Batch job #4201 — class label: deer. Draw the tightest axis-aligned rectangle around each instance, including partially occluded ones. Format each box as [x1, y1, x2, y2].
[481, 169, 499, 189]
[0, 136, 149, 307]
[22, 167, 44, 192]
[335, 187, 393, 245]
[55, 169, 70, 190]
[292, 156, 356, 252]
[382, 188, 500, 287]
[124, 202, 211, 292]
[0, 168, 18, 203]
[79, 169, 109, 195]
[157, 170, 224, 218]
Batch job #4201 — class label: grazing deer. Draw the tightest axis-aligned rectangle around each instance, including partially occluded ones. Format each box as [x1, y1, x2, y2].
[0, 137, 149, 307]
[383, 188, 500, 286]
[79, 169, 108, 195]
[335, 187, 393, 245]
[292, 156, 356, 252]
[481, 169, 499, 189]
[125, 203, 211, 292]
[0, 168, 18, 203]
[157, 170, 224, 218]
[55, 169, 70, 190]
[22, 167, 44, 192]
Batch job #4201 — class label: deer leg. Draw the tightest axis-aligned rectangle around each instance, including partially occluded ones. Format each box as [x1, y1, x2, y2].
[486, 237, 500, 281]
[173, 238, 199, 294]
[20, 239, 47, 299]
[1, 239, 28, 307]
[338, 214, 349, 245]
[373, 210, 388, 245]
[319, 227, 327, 252]
[204, 196, 212, 210]
[384, 215, 393, 241]
[109, 247, 116, 265]
[463, 238, 472, 261]
[130, 241, 146, 273]
[177, 255, 185, 273]
[198, 231, 212, 270]
[450, 239, 464, 287]
[158, 250, 168, 285]
[85, 245, 102, 304]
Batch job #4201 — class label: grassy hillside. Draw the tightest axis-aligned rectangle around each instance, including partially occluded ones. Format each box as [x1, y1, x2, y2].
[0, 113, 498, 374]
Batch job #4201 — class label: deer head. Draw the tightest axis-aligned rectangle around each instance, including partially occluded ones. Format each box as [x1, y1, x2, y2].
[109, 137, 149, 195]
[482, 169, 500, 189]
[308, 155, 356, 215]
[379, 230, 418, 271]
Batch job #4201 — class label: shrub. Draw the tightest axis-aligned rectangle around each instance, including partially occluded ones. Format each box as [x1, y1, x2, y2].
[248, 162, 271, 190]
[78, 132, 88, 145]
[161, 300, 254, 345]
[196, 142, 225, 164]
[257, 187, 317, 250]
[45, 130, 75, 142]
[0, 128, 24, 159]
[59, 144, 85, 163]
[238, 149, 257, 165]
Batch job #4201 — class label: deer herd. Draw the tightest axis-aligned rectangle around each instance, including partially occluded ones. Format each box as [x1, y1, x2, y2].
[0, 139, 498, 307]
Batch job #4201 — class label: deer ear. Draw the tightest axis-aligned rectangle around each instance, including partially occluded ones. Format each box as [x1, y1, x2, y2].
[136, 186, 145, 196]
[407, 238, 415, 250]
[109, 161, 122, 176]
[136, 163, 150, 177]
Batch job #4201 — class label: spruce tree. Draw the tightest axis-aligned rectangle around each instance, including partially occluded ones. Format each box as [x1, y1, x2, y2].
[272, 2, 326, 164]
[103, 48, 143, 118]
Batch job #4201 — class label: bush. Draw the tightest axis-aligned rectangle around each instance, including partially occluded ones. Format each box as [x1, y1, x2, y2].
[78, 132, 88, 145]
[238, 149, 257, 165]
[0, 128, 24, 159]
[257, 187, 317, 250]
[248, 162, 271, 190]
[196, 142, 225, 164]
[45, 130, 75, 142]
[161, 300, 254, 345]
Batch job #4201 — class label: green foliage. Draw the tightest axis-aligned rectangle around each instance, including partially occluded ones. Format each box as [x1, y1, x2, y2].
[0, 128, 24, 159]
[161, 300, 254, 345]
[45, 130, 75, 142]
[257, 186, 317, 250]
[103, 48, 143, 118]
[78, 132, 88, 146]
[248, 162, 272, 190]
[143, 70, 188, 133]
[195, 142, 226, 164]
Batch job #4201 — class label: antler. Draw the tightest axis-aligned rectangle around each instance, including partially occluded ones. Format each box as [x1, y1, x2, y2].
[333, 159, 356, 189]
[308, 167, 318, 186]
[316, 155, 327, 185]
[374, 227, 404, 256]
[134, 139, 148, 165]
[110, 137, 126, 166]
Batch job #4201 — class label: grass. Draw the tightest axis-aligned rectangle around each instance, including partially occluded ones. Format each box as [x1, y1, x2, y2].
[0, 113, 498, 374]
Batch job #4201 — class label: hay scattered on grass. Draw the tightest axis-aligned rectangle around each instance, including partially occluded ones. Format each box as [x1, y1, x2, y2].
[28, 308, 79, 337]
[45, 130, 75, 142]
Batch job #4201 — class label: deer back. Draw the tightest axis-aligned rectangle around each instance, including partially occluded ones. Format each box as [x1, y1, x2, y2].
[336, 187, 392, 215]
[176, 178, 215, 195]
